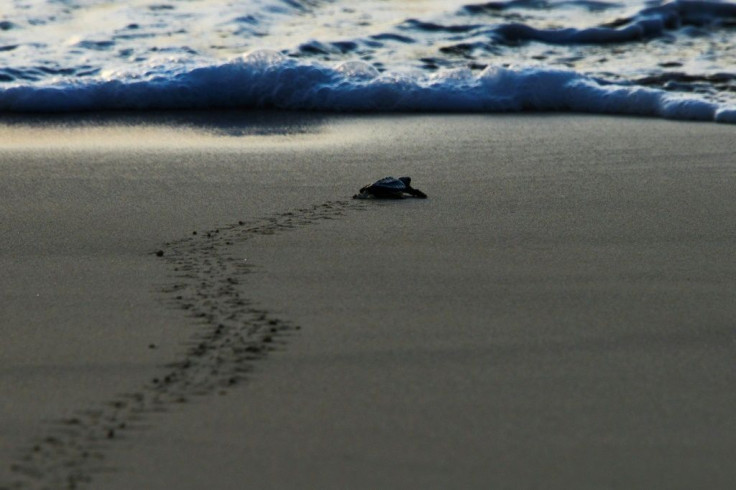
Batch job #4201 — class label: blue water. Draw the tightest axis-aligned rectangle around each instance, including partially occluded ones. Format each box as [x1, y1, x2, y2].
[1, 0, 736, 122]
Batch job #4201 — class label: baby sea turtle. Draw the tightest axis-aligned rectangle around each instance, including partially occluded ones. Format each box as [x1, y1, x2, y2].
[353, 176, 427, 199]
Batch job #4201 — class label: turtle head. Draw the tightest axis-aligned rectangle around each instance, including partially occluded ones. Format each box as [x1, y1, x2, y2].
[398, 176, 412, 187]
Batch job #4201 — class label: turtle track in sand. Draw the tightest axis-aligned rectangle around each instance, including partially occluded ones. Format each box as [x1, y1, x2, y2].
[5, 199, 367, 490]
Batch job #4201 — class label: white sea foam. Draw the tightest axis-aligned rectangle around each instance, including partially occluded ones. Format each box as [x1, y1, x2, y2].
[1, 50, 732, 122]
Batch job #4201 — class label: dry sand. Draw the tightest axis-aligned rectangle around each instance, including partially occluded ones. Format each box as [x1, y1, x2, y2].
[1, 113, 735, 489]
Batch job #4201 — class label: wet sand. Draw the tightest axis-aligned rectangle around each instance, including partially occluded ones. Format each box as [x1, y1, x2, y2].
[1, 113, 735, 489]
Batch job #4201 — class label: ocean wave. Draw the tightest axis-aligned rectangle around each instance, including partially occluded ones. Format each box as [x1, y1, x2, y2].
[0, 50, 734, 122]
[463, 0, 623, 13]
[456, 0, 736, 45]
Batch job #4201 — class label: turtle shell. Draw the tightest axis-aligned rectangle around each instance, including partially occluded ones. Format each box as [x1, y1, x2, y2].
[357, 177, 407, 198]
[354, 176, 423, 199]
[367, 177, 408, 191]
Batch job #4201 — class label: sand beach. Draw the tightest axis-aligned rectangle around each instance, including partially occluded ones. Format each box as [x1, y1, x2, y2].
[1, 113, 735, 489]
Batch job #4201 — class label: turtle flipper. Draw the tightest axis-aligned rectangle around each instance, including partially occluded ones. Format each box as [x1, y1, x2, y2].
[398, 176, 426, 198]
[405, 187, 427, 198]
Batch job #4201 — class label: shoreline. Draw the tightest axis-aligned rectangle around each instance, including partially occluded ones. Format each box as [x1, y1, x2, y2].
[2, 113, 735, 489]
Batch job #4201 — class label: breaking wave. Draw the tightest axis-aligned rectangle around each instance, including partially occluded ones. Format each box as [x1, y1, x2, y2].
[1, 50, 734, 122]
